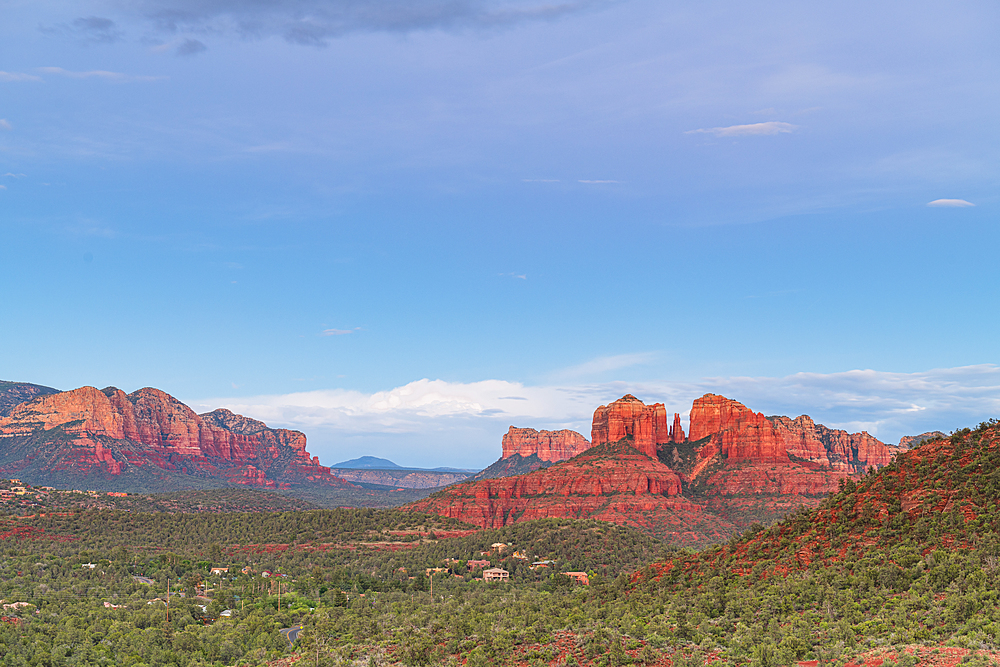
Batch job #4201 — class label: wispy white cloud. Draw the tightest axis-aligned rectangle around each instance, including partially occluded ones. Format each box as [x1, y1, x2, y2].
[321, 327, 361, 336]
[0, 185, 7, 191]
[188, 365, 1000, 468]
[0, 71, 42, 82]
[4, 173, 27, 178]
[686, 121, 797, 137]
[927, 198, 975, 208]
[36, 67, 165, 82]
[499, 272, 527, 280]
[552, 352, 659, 380]
[0, 120, 11, 131]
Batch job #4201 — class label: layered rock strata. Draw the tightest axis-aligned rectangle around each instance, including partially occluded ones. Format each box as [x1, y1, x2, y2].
[688, 394, 898, 474]
[408, 441, 726, 542]
[501, 427, 590, 463]
[591, 395, 670, 458]
[0, 385, 349, 491]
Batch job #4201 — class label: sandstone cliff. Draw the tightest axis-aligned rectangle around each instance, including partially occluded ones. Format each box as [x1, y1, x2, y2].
[688, 394, 898, 474]
[501, 426, 590, 462]
[0, 385, 351, 492]
[591, 395, 670, 458]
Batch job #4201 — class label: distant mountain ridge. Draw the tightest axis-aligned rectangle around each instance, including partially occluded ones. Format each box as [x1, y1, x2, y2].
[328, 455, 476, 488]
[333, 455, 477, 473]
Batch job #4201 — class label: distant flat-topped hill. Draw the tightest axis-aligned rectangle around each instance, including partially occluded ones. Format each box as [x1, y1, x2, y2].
[334, 455, 403, 469]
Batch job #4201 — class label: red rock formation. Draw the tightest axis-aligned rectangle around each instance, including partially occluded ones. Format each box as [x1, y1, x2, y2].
[411, 393, 904, 544]
[0, 385, 348, 490]
[688, 394, 788, 464]
[407, 441, 715, 541]
[591, 395, 669, 458]
[501, 427, 590, 463]
[670, 413, 685, 443]
[688, 394, 898, 474]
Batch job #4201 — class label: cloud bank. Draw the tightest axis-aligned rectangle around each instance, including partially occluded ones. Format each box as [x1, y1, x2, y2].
[188, 365, 1000, 468]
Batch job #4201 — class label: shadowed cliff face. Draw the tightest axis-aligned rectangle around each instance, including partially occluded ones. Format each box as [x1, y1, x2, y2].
[409, 394, 904, 546]
[0, 385, 351, 492]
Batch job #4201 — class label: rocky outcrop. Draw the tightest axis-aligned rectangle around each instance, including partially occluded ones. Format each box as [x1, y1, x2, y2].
[0, 385, 350, 492]
[688, 394, 898, 475]
[591, 395, 670, 458]
[670, 413, 685, 443]
[501, 427, 590, 463]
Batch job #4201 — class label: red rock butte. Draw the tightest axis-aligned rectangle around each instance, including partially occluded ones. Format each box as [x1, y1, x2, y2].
[501, 427, 591, 463]
[408, 392, 903, 544]
[591, 394, 671, 458]
[689, 393, 895, 473]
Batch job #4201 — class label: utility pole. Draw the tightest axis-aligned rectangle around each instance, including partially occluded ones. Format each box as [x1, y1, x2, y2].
[166, 578, 170, 623]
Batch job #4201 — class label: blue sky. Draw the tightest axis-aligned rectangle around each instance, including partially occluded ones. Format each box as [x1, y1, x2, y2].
[2, 0, 998, 467]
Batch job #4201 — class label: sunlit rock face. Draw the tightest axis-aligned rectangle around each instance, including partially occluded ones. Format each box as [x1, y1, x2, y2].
[0, 385, 350, 490]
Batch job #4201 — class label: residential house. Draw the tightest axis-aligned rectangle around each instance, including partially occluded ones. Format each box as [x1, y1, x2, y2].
[483, 567, 510, 582]
[562, 571, 590, 585]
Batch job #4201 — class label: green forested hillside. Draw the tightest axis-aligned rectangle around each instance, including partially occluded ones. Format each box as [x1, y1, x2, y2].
[4, 422, 1000, 667]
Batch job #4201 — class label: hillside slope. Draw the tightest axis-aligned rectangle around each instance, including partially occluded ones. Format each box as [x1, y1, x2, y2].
[624, 419, 1000, 664]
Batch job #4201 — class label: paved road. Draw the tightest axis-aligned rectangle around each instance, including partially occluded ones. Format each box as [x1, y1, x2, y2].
[280, 625, 302, 646]
[133, 576, 155, 585]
